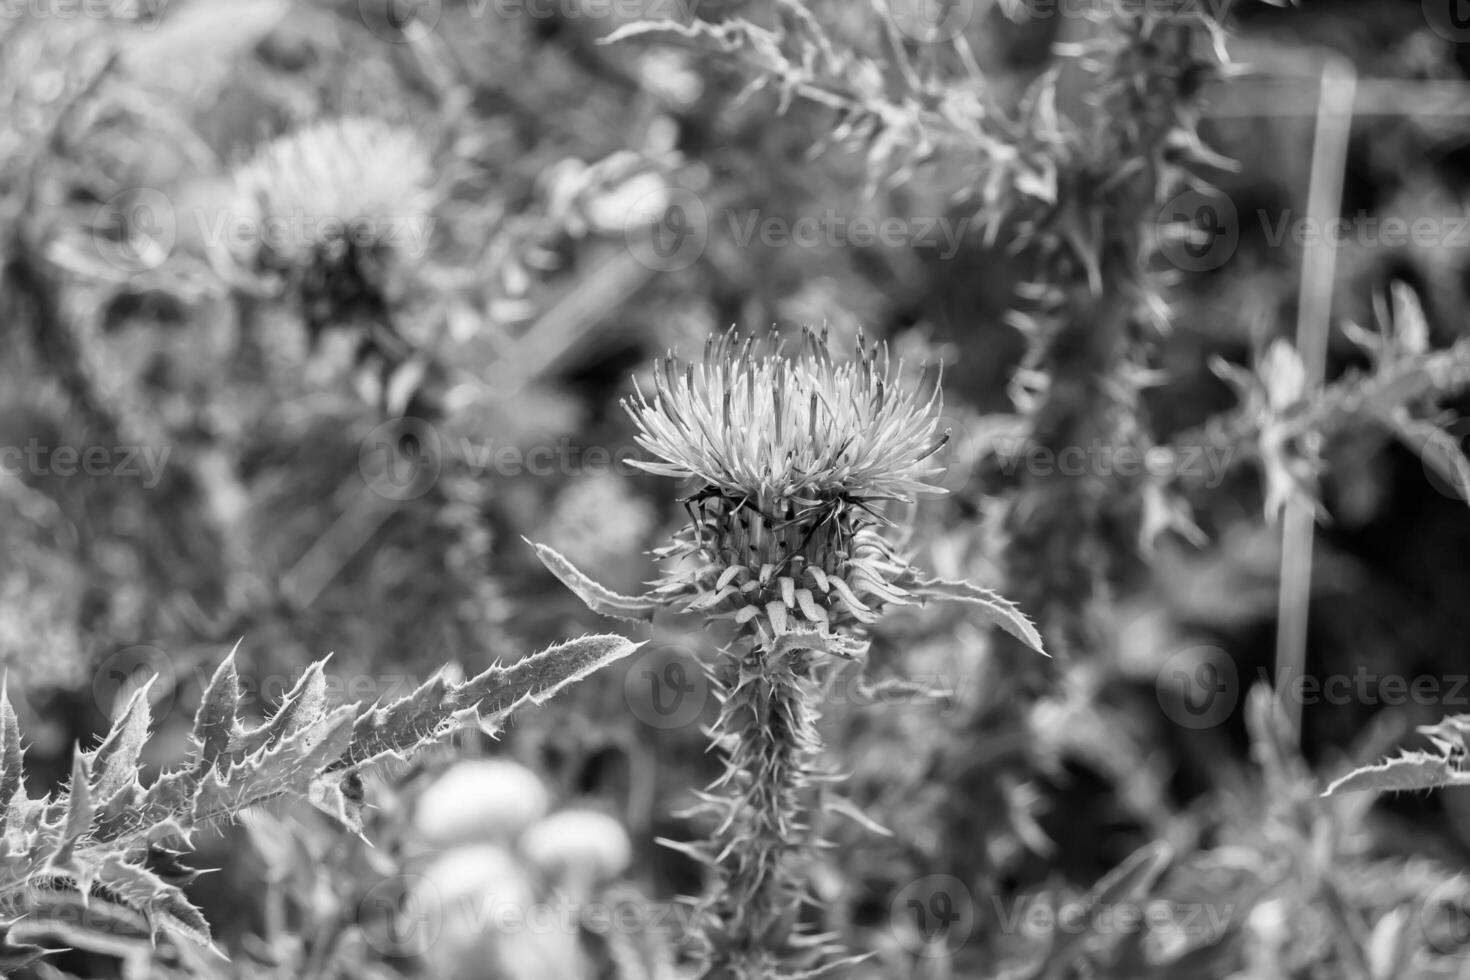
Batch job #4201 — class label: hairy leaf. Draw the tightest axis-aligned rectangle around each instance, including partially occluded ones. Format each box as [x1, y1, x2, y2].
[904, 575, 1048, 656]
[529, 541, 661, 622]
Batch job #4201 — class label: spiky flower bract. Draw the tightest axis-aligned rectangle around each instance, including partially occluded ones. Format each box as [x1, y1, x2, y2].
[625, 327, 949, 646]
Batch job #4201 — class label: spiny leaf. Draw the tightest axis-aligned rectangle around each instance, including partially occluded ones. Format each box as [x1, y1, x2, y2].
[193, 704, 357, 823]
[0, 681, 23, 825]
[237, 658, 330, 756]
[1324, 751, 1470, 797]
[340, 633, 641, 770]
[95, 856, 211, 947]
[190, 647, 241, 770]
[0, 920, 56, 973]
[90, 684, 153, 804]
[529, 540, 661, 622]
[904, 575, 1048, 656]
[51, 752, 95, 870]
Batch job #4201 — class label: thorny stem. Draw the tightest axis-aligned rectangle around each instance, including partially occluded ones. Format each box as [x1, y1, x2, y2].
[697, 642, 827, 980]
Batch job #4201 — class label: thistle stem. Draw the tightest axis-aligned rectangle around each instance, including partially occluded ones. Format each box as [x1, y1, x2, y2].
[700, 644, 825, 980]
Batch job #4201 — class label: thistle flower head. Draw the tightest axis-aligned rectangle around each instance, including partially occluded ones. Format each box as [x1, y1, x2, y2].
[625, 328, 948, 640]
[232, 116, 434, 274]
[628, 327, 947, 504]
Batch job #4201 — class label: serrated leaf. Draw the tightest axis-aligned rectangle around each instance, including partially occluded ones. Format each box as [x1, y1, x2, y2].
[0, 919, 56, 972]
[95, 856, 211, 947]
[904, 575, 1048, 656]
[341, 634, 640, 771]
[0, 682, 23, 825]
[192, 704, 357, 823]
[1323, 751, 1470, 797]
[190, 648, 241, 770]
[53, 752, 95, 868]
[529, 540, 661, 622]
[237, 658, 330, 755]
[90, 685, 152, 804]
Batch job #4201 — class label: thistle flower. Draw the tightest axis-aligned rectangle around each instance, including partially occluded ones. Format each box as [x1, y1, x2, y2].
[234, 116, 433, 269]
[231, 117, 434, 343]
[533, 328, 1042, 980]
[625, 328, 949, 645]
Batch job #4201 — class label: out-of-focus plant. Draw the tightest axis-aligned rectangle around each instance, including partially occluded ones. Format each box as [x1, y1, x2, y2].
[533, 327, 1045, 977]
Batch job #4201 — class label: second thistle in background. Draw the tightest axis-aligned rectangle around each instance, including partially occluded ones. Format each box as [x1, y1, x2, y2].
[229, 116, 439, 412]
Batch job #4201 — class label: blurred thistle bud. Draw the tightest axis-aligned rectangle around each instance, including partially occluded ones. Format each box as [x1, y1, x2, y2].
[521, 808, 633, 902]
[414, 759, 552, 849]
[231, 116, 434, 339]
[623, 327, 949, 644]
